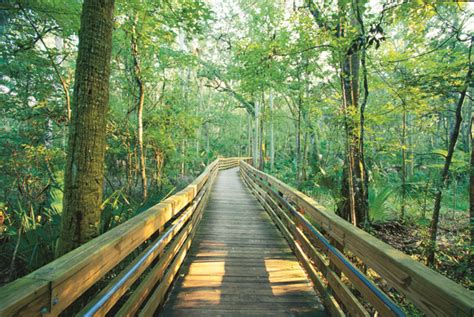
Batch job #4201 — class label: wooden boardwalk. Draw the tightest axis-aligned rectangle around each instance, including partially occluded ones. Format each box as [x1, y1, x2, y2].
[161, 168, 326, 316]
[2, 159, 471, 316]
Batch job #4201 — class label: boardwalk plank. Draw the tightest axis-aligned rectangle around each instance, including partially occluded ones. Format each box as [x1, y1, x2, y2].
[159, 168, 326, 316]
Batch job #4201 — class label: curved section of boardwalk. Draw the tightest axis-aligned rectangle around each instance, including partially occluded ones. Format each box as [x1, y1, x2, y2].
[161, 168, 326, 316]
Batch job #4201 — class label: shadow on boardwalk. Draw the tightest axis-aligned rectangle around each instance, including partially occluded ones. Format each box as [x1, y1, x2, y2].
[160, 168, 326, 317]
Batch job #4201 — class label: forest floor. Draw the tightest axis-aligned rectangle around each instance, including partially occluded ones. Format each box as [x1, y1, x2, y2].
[370, 213, 471, 289]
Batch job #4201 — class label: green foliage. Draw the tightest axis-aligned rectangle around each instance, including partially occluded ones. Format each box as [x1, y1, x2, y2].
[369, 186, 396, 222]
[0, 0, 471, 293]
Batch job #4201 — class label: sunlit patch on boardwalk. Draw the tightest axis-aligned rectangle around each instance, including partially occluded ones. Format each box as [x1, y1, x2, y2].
[161, 167, 326, 316]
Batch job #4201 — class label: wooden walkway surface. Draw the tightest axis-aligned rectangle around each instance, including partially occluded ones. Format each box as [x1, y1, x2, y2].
[161, 168, 326, 316]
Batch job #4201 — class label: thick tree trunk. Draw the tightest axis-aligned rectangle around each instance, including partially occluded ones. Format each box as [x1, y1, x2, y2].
[427, 65, 472, 266]
[131, 29, 147, 201]
[56, 0, 115, 257]
[333, 5, 369, 227]
[336, 50, 368, 226]
[307, 0, 368, 227]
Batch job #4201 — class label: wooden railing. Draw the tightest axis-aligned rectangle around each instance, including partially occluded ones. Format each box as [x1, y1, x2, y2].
[2, 158, 471, 317]
[240, 161, 473, 317]
[0, 157, 248, 317]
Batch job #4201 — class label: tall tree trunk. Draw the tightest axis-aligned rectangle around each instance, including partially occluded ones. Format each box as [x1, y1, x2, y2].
[308, 125, 320, 176]
[302, 131, 309, 182]
[131, 27, 147, 201]
[408, 113, 415, 177]
[337, 50, 367, 226]
[247, 113, 252, 157]
[56, 0, 115, 257]
[461, 96, 471, 152]
[427, 56, 472, 266]
[205, 121, 210, 163]
[238, 115, 243, 157]
[259, 94, 265, 170]
[296, 95, 302, 186]
[308, 0, 369, 226]
[254, 100, 260, 168]
[196, 82, 203, 157]
[154, 149, 164, 189]
[401, 108, 407, 221]
[126, 138, 133, 195]
[470, 107, 473, 270]
[335, 8, 369, 227]
[181, 139, 186, 177]
[359, 36, 370, 226]
[269, 90, 275, 171]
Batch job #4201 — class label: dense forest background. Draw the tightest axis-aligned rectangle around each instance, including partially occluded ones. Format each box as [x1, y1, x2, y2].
[0, 0, 472, 290]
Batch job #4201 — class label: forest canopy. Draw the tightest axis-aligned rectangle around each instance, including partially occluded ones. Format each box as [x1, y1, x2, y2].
[0, 0, 472, 294]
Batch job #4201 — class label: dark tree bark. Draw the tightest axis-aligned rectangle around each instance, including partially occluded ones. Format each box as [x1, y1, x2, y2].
[56, 0, 115, 257]
[336, 22, 369, 226]
[427, 42, 472, 265]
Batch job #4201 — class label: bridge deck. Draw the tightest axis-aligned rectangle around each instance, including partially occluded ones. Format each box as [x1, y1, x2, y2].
[161, 168, 325, 316]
